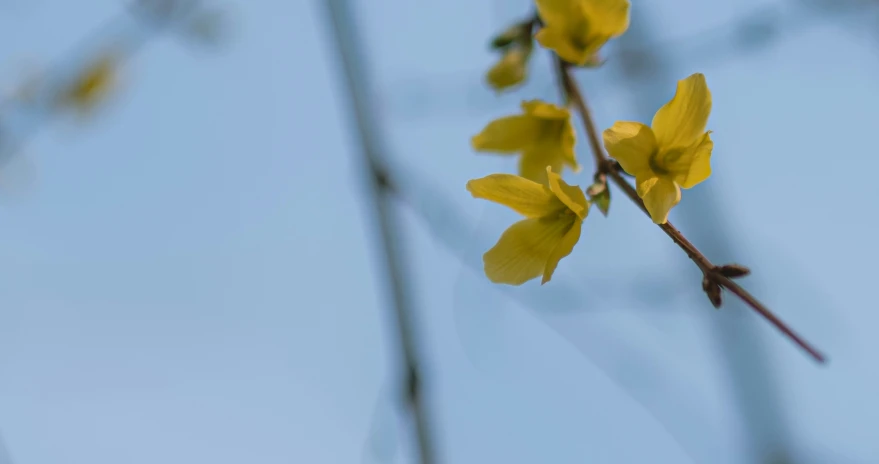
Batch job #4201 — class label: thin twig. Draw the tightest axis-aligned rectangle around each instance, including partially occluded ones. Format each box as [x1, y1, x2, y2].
[553, 56, 826, 364]
[322, 1, 438, 463]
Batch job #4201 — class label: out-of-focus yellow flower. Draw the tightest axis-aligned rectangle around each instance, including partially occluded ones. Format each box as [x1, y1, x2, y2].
[485, 21, 534, 91]
[602, 73, 713, 224]
[534, 0, 630, 66]
[487, 47, 529, 91]
[57, 53, 119, 114]
[468, 166, 590, 285]
[472, 100, 579, 185]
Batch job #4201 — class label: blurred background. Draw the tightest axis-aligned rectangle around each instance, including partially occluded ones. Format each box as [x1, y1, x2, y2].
[0, 0, 876, 463]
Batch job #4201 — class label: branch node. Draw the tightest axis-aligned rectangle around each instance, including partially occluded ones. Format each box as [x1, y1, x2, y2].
[406, 363, 421, 405]
[607, 160, 631, 177]
[701, 274, 724, 309]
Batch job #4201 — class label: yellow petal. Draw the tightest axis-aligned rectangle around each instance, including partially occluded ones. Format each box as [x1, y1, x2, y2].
[651, 73, 712, 150]
[483, 216, 574, 285]
[534, 0, 582, 27]
[518, 153, 562, 186]
[636, 176, 681, 224]
[557, 113, 578, 169]
[487, 48, 528, 91]
[535, 0, 624, 66]
[602, 121, 657, 178]
[534, 26, 592, 66]
[520, 129, 578, 182]
[538, 108, 577, 169]
[583, 0, 631, 38]
[521, 100, 570, 120]
[663, 131, 713, 189]
[467, 174, 562, 218]
[546, 166, 589, 219]
[471, 115, 541, 153]
[542, 218, 582, 284]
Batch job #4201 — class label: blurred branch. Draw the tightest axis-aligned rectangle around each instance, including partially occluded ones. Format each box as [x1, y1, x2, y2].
[321, 1, 438, 464]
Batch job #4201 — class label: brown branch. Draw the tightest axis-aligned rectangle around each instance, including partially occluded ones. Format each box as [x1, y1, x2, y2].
[553, 57, 827, 364]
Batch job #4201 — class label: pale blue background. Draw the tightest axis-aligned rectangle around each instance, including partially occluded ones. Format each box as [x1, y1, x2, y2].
[0, 0, 875, 463]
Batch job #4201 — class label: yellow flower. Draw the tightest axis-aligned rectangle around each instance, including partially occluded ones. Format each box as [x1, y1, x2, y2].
[534, 0, 630, 66]
[57, 53, 119, 113]
[602, 73, 713, 224]
[472, 100, 579, 185]
[467, 166, 590, 285]
[486, 47, 529, 91]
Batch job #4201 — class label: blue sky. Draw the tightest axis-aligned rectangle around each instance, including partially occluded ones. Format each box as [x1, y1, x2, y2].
[0, 0, 876, 463]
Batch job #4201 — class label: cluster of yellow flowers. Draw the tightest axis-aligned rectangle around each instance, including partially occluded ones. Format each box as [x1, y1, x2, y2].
[470, 0, 714, 286]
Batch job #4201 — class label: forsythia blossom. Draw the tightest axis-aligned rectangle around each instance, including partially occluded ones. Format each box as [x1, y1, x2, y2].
[472, 100, 579, 186]
[467, 166, 590, 285]
[485, 22, 534, 91]
[486, 47, 530, 91]
[602, 73, 714, 224]
[534, 0, 630, 66]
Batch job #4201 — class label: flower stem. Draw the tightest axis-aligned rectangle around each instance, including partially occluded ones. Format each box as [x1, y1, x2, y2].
[555, 58, 826, 364]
